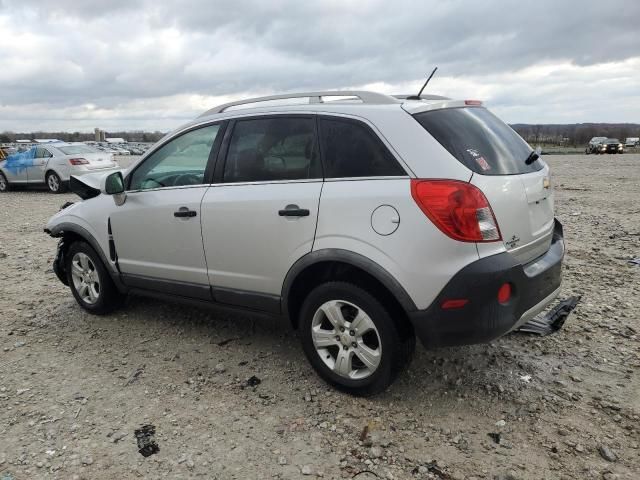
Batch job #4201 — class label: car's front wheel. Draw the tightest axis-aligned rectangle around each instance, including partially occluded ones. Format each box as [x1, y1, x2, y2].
[46, 171, 67, 193]
[0, 172, 9, 192]
[66, 241, 123, 314]
[299, 282, 414, 396]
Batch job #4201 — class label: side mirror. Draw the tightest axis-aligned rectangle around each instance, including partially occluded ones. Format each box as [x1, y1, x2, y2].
[102, 171, 127, 206]
[104, 171, 124, 195]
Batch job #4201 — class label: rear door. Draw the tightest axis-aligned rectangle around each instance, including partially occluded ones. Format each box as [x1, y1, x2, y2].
[200, 115, 322, 308]
[29, 146, 54, 183]
[413, 106, 554, 264]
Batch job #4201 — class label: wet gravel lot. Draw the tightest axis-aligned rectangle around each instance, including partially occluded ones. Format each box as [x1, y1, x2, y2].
[0, 154, 638, 479]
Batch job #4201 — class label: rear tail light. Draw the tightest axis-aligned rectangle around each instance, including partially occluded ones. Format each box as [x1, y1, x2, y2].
[411, 179, 501, 242]
[464, 99, 483, 106]
[69, 158, 89, 165]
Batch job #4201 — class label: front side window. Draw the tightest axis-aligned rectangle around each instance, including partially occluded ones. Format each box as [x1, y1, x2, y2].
[318, 117, 406, 178]
[223, 117, 320, 183]
[129, 124, 221, 191]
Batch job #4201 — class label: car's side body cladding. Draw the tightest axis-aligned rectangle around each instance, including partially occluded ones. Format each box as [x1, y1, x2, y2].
[282, 248, 417, 314]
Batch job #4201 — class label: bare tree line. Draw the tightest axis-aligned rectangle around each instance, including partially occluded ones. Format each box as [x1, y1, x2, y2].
[511, 123, 640, 147]
[0, 130, 166, 144]
[2, 123, 639, 147]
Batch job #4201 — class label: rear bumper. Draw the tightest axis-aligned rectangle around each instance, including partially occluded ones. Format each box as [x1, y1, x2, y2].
[409, 219, 565, 348]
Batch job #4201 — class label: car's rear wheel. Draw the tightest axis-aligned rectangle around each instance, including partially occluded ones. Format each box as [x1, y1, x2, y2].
[46, 171, 67, 193]
[66, 241, 123, 314]
[299, 281, 414, 396]
[0, 172, 9, 192]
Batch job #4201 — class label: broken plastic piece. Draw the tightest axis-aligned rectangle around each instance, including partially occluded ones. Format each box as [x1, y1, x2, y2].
[134, 424, 160, 457]
[517, 296, 581, 335]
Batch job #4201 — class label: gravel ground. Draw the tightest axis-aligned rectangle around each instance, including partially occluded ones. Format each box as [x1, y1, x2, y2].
[0, 154, 638, 480]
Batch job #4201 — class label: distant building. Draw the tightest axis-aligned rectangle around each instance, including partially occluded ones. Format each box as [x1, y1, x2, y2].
[34, 139, 61, 143]
[94, 128, 107, 142]
[106, 138, 126, 144]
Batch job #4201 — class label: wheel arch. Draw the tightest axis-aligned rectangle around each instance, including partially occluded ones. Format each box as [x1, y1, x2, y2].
[282, 249, 417, 335]
[48, 222, 127, 292]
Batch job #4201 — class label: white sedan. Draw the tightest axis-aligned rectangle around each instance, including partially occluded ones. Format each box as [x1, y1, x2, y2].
[0, 143, 118, 193]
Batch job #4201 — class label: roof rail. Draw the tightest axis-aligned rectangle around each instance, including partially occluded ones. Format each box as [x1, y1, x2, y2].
[393, 94, 451, 101]
[199, 90, 401, 117]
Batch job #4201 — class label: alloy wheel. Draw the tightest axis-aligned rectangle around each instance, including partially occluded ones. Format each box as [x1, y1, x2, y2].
[70, 252, 101, 304]
[47, 174, 60, 192]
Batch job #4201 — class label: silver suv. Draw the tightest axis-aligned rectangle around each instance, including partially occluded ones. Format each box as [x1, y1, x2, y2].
[45, 91, 564, 395]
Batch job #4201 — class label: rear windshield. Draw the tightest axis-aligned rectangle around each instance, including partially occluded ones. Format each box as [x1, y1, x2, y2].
[413, 107, 542, 175]
[58, 145, 98, 155]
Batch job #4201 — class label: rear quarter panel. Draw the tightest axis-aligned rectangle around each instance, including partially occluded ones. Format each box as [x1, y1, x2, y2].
[313, 178, 480, 310]
[360, 108, 474, 181]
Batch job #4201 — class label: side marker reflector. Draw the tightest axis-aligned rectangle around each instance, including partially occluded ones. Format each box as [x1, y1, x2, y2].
[441, 299, 469, 310]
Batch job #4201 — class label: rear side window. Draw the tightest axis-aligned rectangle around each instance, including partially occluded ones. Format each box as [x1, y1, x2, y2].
[414, 107, 542, 175]
[36, 147, 52, 158]
[319, 117, 406, 178]
[223, 117, 320, 183]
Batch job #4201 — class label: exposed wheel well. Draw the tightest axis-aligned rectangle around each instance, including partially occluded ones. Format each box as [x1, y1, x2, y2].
[286, 261, 414, 339]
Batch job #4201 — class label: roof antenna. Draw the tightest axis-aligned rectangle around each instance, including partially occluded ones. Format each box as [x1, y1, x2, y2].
[407, 67, 438, 100]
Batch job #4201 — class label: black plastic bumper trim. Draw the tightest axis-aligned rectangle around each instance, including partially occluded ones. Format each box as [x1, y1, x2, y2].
[409, 219, 565, 348]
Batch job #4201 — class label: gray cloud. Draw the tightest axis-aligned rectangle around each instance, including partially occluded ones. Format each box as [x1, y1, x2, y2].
[1, 0, 639, 131]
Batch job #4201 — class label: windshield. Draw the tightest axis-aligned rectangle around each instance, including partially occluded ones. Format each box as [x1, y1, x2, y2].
[58, 145, 98, 155]
[413, 107, 543, 175]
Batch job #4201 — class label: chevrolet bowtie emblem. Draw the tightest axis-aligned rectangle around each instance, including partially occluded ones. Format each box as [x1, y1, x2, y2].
[543, 177, 550, 189]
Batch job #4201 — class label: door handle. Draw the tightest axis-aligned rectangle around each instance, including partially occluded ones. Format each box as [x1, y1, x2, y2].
[174, 207, 197, 218]
[278, 204, 310, 217]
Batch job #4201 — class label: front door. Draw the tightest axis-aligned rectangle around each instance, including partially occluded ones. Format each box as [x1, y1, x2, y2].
[201, 116, 322, 306]
[110, 123, 224, 299]
[3, 147, 34, 184]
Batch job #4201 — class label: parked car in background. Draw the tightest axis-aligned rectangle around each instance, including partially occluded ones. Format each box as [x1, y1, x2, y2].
[112, 147, 131, 155]
[585, 136, 607, 154]
[44, 90, 565, 395]
[0, 142, 118, 193]
[599, 138, 624, 154]
[624, 137, 639, 147]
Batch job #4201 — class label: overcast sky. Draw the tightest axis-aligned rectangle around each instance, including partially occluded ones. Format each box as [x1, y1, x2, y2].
[1, 0, 639, 132]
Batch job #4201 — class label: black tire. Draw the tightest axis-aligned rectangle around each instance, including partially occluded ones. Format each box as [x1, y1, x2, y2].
[46, 171, 68, 193]
[0, 172, 9, 192]
[65, 241, 123, 314]
[299, 281, 414, 396]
